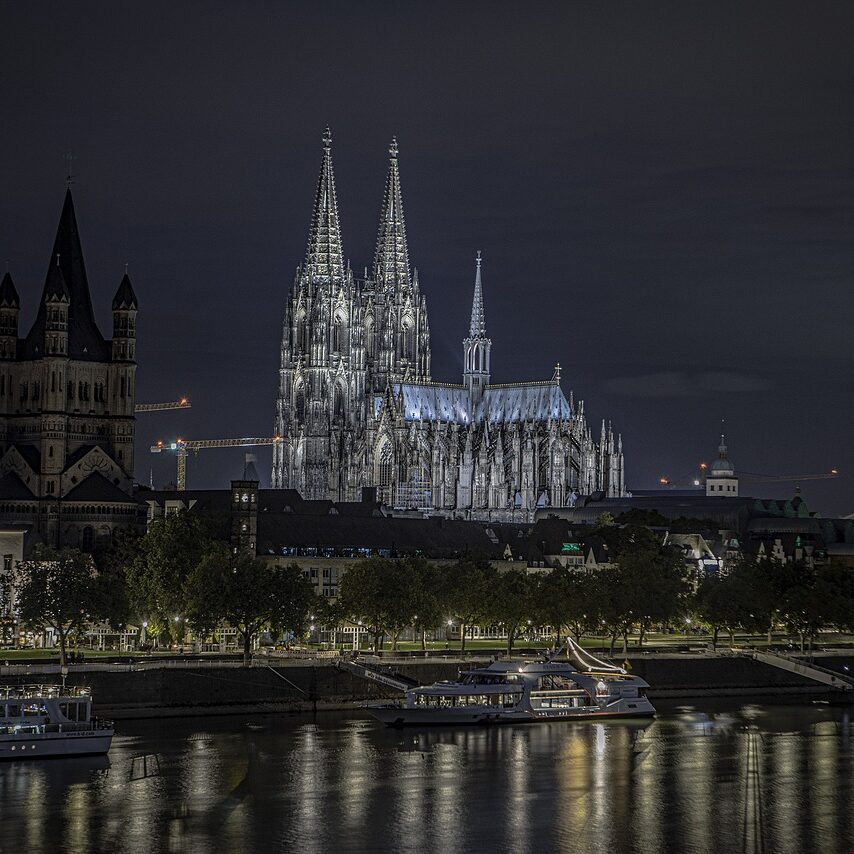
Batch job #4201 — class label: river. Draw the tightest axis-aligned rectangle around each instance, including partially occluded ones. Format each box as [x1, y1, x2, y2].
[0, 701, 852, 853]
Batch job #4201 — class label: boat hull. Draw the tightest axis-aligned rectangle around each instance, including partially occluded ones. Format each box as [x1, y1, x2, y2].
[0, 730, 114, 760]
[369, 704, 655, 727]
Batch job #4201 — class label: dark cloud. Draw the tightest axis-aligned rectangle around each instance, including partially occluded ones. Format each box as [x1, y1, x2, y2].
[606, 372, 773, 398]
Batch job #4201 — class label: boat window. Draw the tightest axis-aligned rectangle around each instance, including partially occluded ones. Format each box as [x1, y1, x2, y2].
[23, 703, 46, 717]
[5, 703, 20, 717]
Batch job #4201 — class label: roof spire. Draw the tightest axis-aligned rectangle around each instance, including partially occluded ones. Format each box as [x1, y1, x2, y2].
[469, 251, 486, 337]
[373, 136, 411, 292]
[303, 127, 345, 285]
[23, 188, 109, 360]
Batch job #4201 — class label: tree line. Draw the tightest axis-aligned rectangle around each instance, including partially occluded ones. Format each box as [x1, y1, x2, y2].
[7, 517, 854, 664]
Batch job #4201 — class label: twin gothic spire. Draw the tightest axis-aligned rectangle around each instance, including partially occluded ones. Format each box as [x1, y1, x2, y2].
[303, 127, 345, 285]
[302, 129, 412, 293]
[373, 137, 411, 292]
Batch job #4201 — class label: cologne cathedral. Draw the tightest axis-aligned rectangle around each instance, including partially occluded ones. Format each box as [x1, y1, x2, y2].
[272, 130, 625, 519]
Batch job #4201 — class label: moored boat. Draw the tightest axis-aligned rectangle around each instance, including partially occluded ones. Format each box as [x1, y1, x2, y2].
[0, 684, 114, 759]
[369, 640, 655, 727]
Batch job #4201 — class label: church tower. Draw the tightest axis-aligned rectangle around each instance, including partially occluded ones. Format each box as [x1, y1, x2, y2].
[0, 188, 139, 549]
[272, 128, 367, 498]
[462, 252, 491, 407]
[705, 429, 739, 497]
[364, 138, 431, 391]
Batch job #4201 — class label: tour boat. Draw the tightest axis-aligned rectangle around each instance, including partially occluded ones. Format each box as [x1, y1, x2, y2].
[0, 684, 114, 759]
[369, 640, 655, 727]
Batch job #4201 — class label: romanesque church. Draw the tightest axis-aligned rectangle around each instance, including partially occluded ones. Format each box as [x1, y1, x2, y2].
[0, 189, 139, 549]
[273, 131, 625, 519]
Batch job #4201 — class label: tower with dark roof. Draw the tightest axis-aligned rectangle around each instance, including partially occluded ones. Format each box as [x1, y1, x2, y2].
[0, 189, 139, 549]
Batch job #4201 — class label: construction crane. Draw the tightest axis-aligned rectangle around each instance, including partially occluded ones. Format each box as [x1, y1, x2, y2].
[659, 467, 839, 488]
[739, 469, 839, 483]
[135, 397, 191, 413]
[150, 436, 281, 491]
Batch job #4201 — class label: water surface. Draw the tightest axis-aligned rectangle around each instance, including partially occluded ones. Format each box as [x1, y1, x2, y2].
[0, 701, 851, 853]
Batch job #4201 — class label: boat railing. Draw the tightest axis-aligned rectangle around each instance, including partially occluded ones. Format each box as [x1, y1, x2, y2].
[0, 684, 92, 700]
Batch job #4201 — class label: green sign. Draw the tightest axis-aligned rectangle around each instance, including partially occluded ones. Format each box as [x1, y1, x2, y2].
[561, 543, 582, 554]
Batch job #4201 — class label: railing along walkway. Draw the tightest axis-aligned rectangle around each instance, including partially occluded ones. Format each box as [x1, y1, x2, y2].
[744, 649, 854, 691]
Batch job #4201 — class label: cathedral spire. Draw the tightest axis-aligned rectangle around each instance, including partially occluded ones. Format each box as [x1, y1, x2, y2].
[373, 136, 411, 291]
[463, 251, 491, 402]
[469, 251, 486, 337]
[304, 127, 345, 285]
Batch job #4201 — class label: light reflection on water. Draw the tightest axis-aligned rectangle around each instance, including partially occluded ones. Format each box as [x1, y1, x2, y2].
[0, 701, 852, 854]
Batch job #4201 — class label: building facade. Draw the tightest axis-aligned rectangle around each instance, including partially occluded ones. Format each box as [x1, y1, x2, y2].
[0, 189, 140, 550]
[273, 131, 626, 519]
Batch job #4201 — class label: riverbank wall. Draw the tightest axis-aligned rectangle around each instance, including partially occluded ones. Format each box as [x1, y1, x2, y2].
[3, 654, 852, 718]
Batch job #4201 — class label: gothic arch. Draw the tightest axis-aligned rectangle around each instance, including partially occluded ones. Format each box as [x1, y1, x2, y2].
[294, 380, 306, 422]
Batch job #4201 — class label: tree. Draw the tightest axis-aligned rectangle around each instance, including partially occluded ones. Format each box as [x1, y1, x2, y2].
[531, 568, 599, 647]
[597, 527, 690, 654]
[695, 560, 775, 647]
[484, 569, 535, 655]
[337, 557, 419, 652]
[409, 558, 445, 650]
[126, 513, 218, 642]
[14, 547, 106, 666]
[444, 556, 496, 652]
[185, 547, 316, 665]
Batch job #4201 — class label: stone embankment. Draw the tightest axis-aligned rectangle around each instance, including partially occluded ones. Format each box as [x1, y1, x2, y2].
[2, 652, 853, 719]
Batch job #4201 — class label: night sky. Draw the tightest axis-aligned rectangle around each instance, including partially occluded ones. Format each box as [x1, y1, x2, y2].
[2, 2, 852, 514]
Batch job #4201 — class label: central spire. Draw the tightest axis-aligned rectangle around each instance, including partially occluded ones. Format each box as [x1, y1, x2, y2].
[469, 250, 486, 337]
[304, 127, 344, 285]
[373, 136, 411, 292]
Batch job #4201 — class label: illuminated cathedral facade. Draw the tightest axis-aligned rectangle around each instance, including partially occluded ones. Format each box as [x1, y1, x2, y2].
[272, 130, 625, 519]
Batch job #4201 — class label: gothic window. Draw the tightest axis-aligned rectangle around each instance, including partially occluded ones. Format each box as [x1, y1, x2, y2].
[333, 384, 345, 421]
[377, 442, 394, 488]
[0, 375, 4, 396]
[401, 319, 414, 361]
[295, 384, 306, 422]
[296, 312, 308, 351]
[365, 317, 375, 360]
[120, 376, 126, 398]
[51, 372, 56, 393]
[332, 315, 346, 353]
[67, 381, 74, 401]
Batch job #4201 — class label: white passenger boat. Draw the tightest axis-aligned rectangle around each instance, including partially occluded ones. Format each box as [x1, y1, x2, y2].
[369, 640, 655, 727]
[0, 684, 114, 759]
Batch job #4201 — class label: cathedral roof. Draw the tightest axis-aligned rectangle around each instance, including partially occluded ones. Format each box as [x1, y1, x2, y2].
[373, 137, 411, 292]
[22, 189, 110, 361]
[478, 383, 572, 423]
[377, 379, 573, 425]
[377, 383, 470, 423]
[303, 127, 345, 285]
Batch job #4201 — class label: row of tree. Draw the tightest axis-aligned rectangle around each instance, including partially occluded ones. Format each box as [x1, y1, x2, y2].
[8, 515, 317, 665]
[7, 518, 854, 664]
[334, 526, 691, 654]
